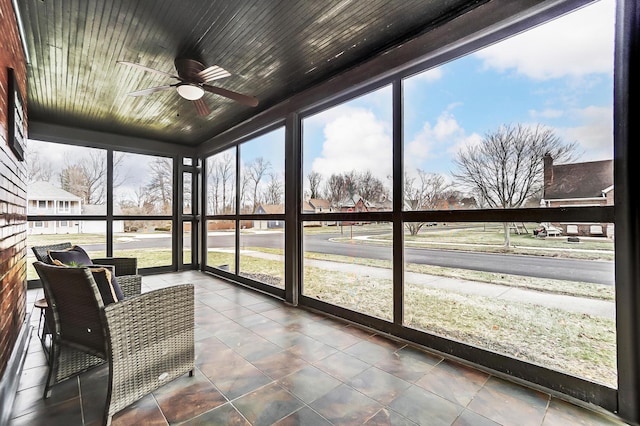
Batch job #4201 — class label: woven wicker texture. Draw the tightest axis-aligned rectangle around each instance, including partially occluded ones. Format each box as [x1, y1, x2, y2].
[34, 262, 109, 398]
[32, 242, 73, 263]
[33, 262, 194, 426]
[116, 275, 142, 298]
[91, 257, 138, 276]
[105, 284, 194, 416]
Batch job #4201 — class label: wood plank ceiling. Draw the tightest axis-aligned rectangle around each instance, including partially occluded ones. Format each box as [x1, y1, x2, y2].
[18, 0, 484, 146]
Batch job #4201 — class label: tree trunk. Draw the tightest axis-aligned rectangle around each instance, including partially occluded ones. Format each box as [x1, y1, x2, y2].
[503, 222, 511, 247]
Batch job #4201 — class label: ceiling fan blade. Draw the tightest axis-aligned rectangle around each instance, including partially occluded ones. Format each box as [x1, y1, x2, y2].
[117, 61, 179, 80]
[202, 84, 259, 107]
[193, 98, 210, 116]
[126, 85, 173, 97]
[175, 58, 206, 81]
[196, 65, 231, 83]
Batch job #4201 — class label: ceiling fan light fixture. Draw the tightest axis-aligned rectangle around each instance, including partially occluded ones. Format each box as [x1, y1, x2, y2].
[176, 84, 204, 100]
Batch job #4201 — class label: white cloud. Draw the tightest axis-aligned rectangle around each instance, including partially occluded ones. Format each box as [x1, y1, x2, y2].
[529, 108, 564, 119]
[404, 67, 444, 92]
[448, 132, 483, 157]
[405, 109, 481, 173]
[557, 105, 613, 161]
[311, 109, 392, 181]
[413, 67, 444, 83]
[474, 0, 614, 80]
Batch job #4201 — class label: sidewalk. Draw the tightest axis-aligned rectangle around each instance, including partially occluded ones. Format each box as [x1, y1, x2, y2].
[214, 248, 615, 319]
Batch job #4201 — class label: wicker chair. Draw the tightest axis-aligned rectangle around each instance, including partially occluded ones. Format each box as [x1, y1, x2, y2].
[33, 261, 194, 426]
[31, 242, 142, 297]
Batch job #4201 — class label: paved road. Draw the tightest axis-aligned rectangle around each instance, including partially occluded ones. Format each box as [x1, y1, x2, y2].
[204, 231, 614, 286]
[103, 229, 615, 286]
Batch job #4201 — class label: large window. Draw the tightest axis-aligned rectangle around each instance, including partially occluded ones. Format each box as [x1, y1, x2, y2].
[301, 86, 394, 316]
[25, 140, 108, 279]
[112, 152, 173, 268]
[302, 86, 393, 214]
[206, 147, 236, 215]
[204, 127, 286, 291]
[26, 141, 179, 276]
[239, 128, 285, 288]
[402, 0, 615, 386]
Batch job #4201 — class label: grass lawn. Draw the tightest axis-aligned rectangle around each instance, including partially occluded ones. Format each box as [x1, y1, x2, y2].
[304, 260, 615, 387]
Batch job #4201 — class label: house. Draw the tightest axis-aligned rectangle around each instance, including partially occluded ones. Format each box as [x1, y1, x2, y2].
[307, 198, 336, 226]
[338, 194, 371, 212]
[81, 204, 125, 234]
[541, 153, 614, 237]
[254, 204, 284, 229]
[27, 181, 81, 234]
[308, 198, 332, 213]
[27, 181, 125, 234]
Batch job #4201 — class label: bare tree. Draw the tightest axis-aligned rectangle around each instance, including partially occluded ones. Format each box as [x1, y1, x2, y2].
[240, 167, 251, 211]
[217, 153, 235, 214]
[307, 171, 323, 199]
[25, 149, 53, 183]
[324, 170, 389, 208]
[206, 153, 236, 214]
[59, 151, 125, 206]
[404, 170, 451, 235]
[325, 174, 348, 207]
[247, 157, 271, 213]
[263, 172, 284, 205]
[355, 170, 387, 204]
[144, 157, 173, 214]
[452, 123, 578, 246]
[206, 159, 221, 214]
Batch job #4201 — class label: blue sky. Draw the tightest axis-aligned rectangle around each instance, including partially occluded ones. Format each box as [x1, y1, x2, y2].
[301, 0, 615, 188]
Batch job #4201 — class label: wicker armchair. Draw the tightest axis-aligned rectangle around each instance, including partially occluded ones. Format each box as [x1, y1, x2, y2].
[33, 261, 194, 426]
[31, 242, 141, 297]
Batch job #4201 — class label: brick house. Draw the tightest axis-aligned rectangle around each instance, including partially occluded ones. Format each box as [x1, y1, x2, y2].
[541, 153, 613, 237]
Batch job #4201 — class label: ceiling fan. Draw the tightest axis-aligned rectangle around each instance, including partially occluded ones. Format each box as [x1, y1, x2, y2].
[117, 58, 259, 116]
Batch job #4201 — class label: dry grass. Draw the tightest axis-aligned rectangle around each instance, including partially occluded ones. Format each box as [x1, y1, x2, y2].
[298, 250, 613, 301]
[302, 263, 616, 387]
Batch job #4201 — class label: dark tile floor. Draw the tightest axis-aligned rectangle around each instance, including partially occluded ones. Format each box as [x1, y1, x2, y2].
[9, 271, 629, 426]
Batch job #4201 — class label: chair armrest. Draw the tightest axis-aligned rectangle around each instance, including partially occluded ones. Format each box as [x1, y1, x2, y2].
[116, 275, 142, 298]
[103, 284, 194, 417]
[91, 257, 137, 276]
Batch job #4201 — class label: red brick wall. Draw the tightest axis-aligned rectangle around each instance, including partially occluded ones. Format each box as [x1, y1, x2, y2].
[0, 0, 28, 379]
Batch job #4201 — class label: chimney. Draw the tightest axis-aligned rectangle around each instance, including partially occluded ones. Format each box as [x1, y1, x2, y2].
[543, 153, 553, 195]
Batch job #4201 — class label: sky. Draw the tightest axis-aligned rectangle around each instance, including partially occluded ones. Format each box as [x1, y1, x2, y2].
[302, 0, 615, 187]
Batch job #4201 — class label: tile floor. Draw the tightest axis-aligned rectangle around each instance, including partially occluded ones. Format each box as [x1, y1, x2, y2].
[9, 271, 629, 425]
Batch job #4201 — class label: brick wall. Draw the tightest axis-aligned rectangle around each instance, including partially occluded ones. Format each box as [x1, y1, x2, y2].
[0, 0, 28, 379]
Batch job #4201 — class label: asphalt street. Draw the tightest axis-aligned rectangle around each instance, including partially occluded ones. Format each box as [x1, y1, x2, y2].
[104, 229, 614, 286]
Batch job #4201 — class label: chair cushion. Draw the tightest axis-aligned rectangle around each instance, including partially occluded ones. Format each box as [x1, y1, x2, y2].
[51, 260, 125, 305]
[89, 267, 123, 305]
[48, 245, 92, 267]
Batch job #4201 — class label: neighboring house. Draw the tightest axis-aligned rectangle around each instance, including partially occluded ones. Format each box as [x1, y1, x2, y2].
[27, 181, 82, 234]
[254, 204, 284, 229]
[27, 181, 125, 235]
[338, 194, 371, 212]
[302, 200, 322, 227]
[371, 195, 392, 212]
[308, 198, 336, 226]
[541, 154, 614, 237]
[81, 204, 125, 233]
[338, 194, 372, 225]
[309, 198, 332, 213]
